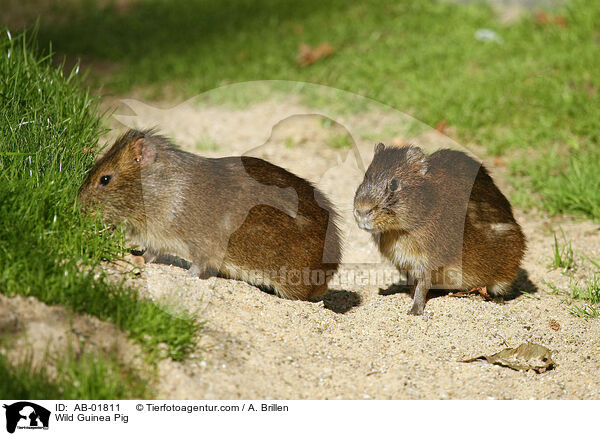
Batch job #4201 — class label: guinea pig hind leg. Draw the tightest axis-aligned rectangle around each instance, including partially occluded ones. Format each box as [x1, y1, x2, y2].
[187, 260, 214, 279]
[142, 248, 159, 264]
[409, 271, 431, 316]
[488, 281, 511, 298]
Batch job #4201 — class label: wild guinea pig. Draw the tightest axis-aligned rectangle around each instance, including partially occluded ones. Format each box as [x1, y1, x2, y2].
[78, 129, 342, 300]
[353, 143, 526, 315]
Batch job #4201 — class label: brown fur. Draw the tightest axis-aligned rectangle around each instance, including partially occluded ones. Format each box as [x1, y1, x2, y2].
[78, 129, 341, 300]
[353, 144, 526, 315]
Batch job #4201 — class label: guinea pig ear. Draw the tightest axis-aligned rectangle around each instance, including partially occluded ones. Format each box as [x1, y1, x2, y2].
[374, 143, 385, 154]
[405, 146, 429, 176]
[131, 137, 156, 166]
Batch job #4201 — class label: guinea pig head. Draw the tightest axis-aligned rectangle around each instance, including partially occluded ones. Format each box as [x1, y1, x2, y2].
[353, 143, 432, 233]
[78, 130, 157, 228]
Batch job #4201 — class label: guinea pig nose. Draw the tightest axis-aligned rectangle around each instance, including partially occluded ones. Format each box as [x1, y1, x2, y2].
[354, 205, 374, 219]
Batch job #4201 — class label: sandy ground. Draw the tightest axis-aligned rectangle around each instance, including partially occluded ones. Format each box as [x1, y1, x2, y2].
[0, 293, 145, 378]
[113, 96, 600, 399]
[4, 95, 599, 399]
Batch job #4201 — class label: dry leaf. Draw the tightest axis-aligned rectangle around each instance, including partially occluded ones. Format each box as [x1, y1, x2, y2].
[549, 319, 561, 331]
[493, 156, 505, 167]
[297, 42, 334, 67]
[434, 119, 448, 134]
[391, 137, 407, 147]
[461, 343, 556, 373]
[535, 11, 567, 28]
[582, 81, 598, 96]
[554, 15, 568, 28]
[449, 286, 492, 300]
[535, 11, 550, 25]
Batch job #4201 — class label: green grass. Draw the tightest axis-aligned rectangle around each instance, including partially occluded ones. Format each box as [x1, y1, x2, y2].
[568, 275, 600, 318]
[548, 276, 600, 319]
[0, 347, 148, 399]
[194, 137, 220, 151]
[0, 30, 200, 364]
[511, 144, 600, 220]
[23, 0, 599, 220]
[328, 134, 353, 149]
[284, 137, 295, 148]
[586, 256, 600, 270]
[550, 231, 575, 272]
[546, 235, 600, 318]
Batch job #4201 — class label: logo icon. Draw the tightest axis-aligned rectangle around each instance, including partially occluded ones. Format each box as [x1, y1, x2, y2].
[3, 402, 50, 434]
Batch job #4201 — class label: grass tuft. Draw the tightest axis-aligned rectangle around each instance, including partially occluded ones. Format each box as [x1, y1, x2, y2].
[546, 234, 599, 318]
[568, 275, 600, 319]
[0, 29, 200, 363]
[328, 134, 353, 149]
[549, 231, 575, 272]
[194, 137, 220, 151]
[0, 347, 148, 399]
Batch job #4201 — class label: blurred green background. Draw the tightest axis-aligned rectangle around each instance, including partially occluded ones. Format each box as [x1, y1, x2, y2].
[3, 0, 597, 219]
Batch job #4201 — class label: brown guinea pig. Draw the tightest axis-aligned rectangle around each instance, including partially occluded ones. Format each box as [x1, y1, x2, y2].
[353, 143, 526, 315]
[78, 129, 342, 300]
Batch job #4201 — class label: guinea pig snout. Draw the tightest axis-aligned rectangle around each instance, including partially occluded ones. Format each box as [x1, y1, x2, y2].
[353, 201, 377, 231]
[77, 185, 94, 216]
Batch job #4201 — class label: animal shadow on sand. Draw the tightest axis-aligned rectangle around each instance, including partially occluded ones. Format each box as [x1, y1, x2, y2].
[142, 252, 363, 313]
[317, 290, 362, 314]
[379, 269, 537, 303]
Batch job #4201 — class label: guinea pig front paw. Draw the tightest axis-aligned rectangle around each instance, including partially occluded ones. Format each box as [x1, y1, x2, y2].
[125, 253, 146, 268]
[187, 264, 202, 278]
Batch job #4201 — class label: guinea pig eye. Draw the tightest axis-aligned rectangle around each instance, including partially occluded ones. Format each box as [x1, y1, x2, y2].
[99, 175, 112, 186]
[389, 178, 400, 191]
